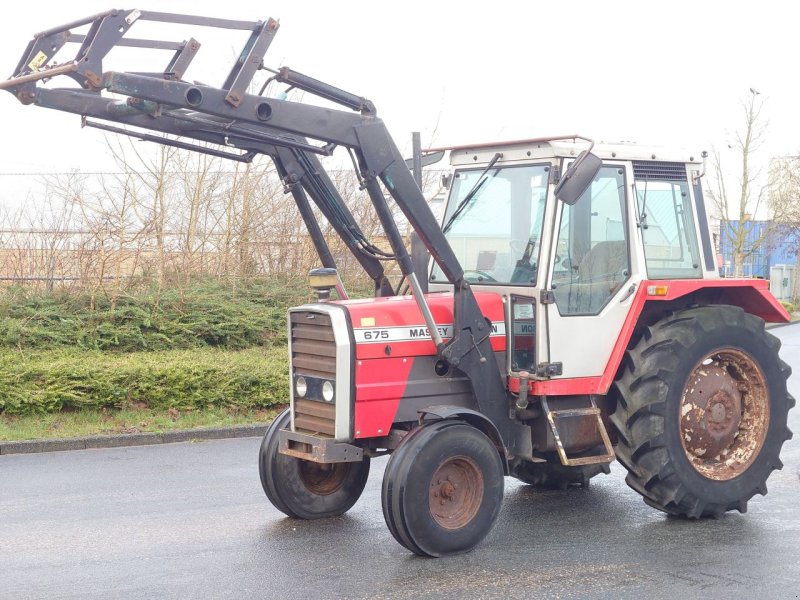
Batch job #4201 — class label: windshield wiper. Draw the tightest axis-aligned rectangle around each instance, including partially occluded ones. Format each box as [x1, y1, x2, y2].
[442, 152, 502, 233]
[638, 179, 649, 229]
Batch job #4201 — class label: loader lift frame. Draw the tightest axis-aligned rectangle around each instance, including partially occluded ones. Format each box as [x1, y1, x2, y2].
[1, 8, 512, 443]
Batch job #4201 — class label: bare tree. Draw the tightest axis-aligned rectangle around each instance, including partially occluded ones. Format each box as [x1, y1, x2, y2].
[0, 137, 448, 300]
[707, 88, 783, 277]
[110, 138, 179, 296]
[767, 155, 800, 300]
[0, 179, 78, 290]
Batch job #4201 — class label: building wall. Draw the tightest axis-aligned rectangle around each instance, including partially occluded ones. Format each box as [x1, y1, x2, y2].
[718, 220, 798, 278]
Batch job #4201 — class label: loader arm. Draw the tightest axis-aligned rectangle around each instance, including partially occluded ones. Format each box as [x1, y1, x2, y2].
[1, 9, 511, 442]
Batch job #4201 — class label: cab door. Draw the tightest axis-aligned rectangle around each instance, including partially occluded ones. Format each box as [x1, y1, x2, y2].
[541, 162, 641, 380]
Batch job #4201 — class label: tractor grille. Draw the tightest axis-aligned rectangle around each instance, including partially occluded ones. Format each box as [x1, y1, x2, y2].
[290, 310, 337, 437]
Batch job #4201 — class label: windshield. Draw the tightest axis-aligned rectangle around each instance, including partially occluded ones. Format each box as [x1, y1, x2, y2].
[430, 164, 550, 285]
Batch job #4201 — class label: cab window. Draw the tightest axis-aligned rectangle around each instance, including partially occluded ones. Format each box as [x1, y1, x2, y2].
[430, 164, 550, 285]
[552, 166, 630, 315]
[634, 169, 702, 279]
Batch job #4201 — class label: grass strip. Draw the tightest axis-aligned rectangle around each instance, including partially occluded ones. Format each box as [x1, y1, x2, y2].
[0, 405, 283, 441]
[0, 347, 289, 415]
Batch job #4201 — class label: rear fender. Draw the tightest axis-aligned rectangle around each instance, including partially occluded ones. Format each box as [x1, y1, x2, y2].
[654, 279, 790, 323]
[527, 278, 789, 398]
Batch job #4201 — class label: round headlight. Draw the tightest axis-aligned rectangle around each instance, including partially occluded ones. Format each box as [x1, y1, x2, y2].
[322, 380, 334, 402]
[295, 376, 307, 397]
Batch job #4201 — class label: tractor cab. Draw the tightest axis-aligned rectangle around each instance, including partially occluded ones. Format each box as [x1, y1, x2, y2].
[428, 137, 713, 381]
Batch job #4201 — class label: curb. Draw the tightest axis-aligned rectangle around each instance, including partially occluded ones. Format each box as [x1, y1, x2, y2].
[0, 423, 269, 456]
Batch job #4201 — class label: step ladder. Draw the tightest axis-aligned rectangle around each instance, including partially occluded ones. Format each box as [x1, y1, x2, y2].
[540, 396, 615, 467]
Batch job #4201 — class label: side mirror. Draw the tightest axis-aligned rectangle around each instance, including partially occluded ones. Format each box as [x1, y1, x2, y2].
[554, 150, 602, 205]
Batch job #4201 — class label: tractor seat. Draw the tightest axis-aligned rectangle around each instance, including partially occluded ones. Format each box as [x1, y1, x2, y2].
[555, 241, 628, 314]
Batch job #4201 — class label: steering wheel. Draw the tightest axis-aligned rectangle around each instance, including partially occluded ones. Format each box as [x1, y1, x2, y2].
[463, 269, 497, 282]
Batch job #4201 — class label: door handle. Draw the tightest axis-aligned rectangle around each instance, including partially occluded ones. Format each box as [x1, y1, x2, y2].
[619, 282, 637, 302]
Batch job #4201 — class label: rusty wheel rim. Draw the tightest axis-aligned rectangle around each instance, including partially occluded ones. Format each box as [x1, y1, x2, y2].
[298, 460, 351, 496]
[428, 455, 484, 530]
[679, 348, 770, 481]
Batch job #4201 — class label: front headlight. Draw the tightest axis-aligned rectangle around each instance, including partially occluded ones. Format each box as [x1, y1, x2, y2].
[295, 376, 307, 397]
[322, 380, 334, 402]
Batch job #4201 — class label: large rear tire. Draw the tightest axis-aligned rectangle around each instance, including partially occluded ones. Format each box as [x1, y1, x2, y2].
[611, 305, 794, 518]
[381, 420, 504, 557]
[259, 409, 370, 519]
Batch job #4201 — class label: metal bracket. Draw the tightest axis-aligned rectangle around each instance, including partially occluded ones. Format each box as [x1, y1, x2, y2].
[539, 289, 556, 304]
[278, 429, 364, 464]
[536, 362, 563, 377]
[549, 165, 561, 185]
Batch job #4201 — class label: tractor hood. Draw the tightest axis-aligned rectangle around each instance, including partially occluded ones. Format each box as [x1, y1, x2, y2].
[338, 291, 507, 360]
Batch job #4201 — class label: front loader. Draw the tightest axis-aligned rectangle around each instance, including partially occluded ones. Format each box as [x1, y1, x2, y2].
[2, 9, 793, 557]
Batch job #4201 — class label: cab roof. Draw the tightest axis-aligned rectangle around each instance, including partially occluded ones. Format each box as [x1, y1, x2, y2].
[427, 135, 704, 168]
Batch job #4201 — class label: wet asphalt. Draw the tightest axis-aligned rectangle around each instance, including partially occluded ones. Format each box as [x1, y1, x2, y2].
[1, 325, 799, 600]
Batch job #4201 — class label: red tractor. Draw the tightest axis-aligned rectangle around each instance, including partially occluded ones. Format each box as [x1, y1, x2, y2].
[4, 9, 793, 557]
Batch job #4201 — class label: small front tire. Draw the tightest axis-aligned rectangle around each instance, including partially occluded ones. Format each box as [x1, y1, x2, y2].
[382, 420, 505, 557]
[259, 409, 370, 519]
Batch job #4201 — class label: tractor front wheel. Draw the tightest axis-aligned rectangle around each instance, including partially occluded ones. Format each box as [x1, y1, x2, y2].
[381, 420, 504, 557]
[258, 409, 370, 519]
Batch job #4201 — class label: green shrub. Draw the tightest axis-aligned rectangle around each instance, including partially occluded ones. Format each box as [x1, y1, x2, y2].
[780, 300, 796, 314]
[0, 277, 310, 352]
[0, 347, 289, 415]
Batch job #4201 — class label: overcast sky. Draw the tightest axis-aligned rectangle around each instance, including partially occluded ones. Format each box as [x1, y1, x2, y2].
[0, 0, 798, 183]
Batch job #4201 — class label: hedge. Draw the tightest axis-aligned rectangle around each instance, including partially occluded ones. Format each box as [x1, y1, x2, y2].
[0, 277, 309, 353]
[0, 347, 289, 415]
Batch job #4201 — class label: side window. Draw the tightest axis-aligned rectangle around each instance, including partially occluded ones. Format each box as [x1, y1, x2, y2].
[634, 170, 702, 279]
[510, 295, 536, 372]
[552, 166, 629, 315]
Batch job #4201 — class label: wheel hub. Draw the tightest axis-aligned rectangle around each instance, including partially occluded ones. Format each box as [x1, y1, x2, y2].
[682, 365, 743, 459]
[298, 460, 351, 496]
[679, 349, 770, 480]
[429, 456, 484, 530]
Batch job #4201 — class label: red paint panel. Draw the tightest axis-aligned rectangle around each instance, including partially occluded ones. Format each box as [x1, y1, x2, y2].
[516, 278, 787, 398]
[342, 291, 505, 328]
[353, 357, 413, 439]
[341, 291, 507, 359]
[592, 283, 649, 395]
[657, 279, 790, 322]
[346, 292, 505, 438]
[531, 377, 603, 395]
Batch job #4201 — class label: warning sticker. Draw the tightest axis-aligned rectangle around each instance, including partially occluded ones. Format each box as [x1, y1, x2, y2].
[28, 51, 48, 72]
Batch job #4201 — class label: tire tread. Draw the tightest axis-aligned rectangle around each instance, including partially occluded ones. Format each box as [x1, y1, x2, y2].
[611, 305, 792, 518]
